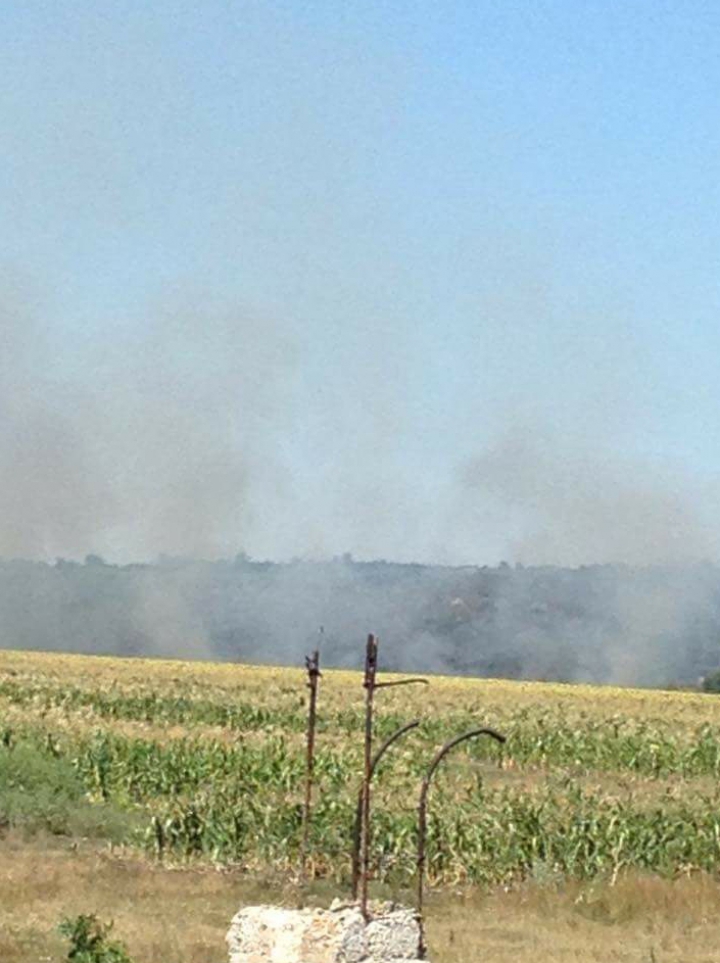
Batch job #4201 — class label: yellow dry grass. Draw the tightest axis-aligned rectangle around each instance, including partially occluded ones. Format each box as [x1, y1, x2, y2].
[3, 835, 720, 962]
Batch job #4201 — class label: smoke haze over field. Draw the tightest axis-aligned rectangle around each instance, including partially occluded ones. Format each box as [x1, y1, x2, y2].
[3, 281, 720, 687]
[1, 556, 720, 688]
[462, 428, 718, 567]
[3, 279, 720, 569]
[3, 3, 720, 682]
[0, 283, 299, 561]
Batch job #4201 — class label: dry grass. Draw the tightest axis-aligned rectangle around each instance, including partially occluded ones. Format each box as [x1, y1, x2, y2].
[0, 834, 243, 963]
[425, 874, 720, 962]
[4, 835, 720, 962]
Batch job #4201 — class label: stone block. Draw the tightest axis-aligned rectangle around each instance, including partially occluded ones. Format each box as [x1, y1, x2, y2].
[226, 900, 427, 963]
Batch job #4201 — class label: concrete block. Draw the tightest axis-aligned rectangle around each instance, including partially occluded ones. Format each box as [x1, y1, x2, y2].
[226, 900, 427, 963]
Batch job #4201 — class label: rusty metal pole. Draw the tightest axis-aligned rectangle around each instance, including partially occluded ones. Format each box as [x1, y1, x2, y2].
[355, 633, 429, 917]
[300, 648, 321, 887]
[359, 633, 378, 920]
[351, 718, 420, 899]
[416, 726, 506, 958]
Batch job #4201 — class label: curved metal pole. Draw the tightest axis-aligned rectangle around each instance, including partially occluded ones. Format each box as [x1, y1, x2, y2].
[376, 678, 429, 689]
[351, 719, 421, 898]
[416, 727, 506, 958]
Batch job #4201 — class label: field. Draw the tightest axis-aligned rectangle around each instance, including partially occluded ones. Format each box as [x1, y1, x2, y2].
[4, 649, 720, 962]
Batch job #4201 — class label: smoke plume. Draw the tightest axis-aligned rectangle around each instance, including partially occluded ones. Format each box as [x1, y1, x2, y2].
[2, 281, 720, 687]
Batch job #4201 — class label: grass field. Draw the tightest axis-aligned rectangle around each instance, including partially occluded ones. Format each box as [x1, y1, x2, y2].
[4, 648, 720, 962]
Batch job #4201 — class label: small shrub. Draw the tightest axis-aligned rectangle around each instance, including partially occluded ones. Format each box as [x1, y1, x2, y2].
[58, 914, 135, 963]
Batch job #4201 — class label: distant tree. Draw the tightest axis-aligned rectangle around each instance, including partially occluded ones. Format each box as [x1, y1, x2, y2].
[702, 669, 720, 694]
[84, 555, 107, 567]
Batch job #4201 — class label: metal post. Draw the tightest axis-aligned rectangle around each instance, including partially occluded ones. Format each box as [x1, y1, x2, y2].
[359, 633, 378, 920]
[300, 648, 321, 886]
[416, 727, 506, 958]
[357, 634, 428, 916]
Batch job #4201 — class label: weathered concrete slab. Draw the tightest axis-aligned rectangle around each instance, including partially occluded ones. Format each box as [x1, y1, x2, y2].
[226, 900, 427, 963]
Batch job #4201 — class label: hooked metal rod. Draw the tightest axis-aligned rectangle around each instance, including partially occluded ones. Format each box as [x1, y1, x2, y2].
[416, 726, 506, 958]
[351, 718, 421, 898]
[375, 678, 429, 689]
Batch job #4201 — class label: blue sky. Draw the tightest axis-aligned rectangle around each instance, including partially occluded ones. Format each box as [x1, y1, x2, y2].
[1, 1, 720, 564]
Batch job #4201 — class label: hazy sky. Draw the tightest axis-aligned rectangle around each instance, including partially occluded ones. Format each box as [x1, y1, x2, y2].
[2, 1, 720, 565]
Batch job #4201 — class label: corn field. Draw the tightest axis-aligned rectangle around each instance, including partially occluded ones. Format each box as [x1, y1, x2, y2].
[3, 649, 720, 890]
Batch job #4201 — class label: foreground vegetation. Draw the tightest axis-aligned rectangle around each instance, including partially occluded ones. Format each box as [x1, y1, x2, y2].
[4, 648, 720, 960]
